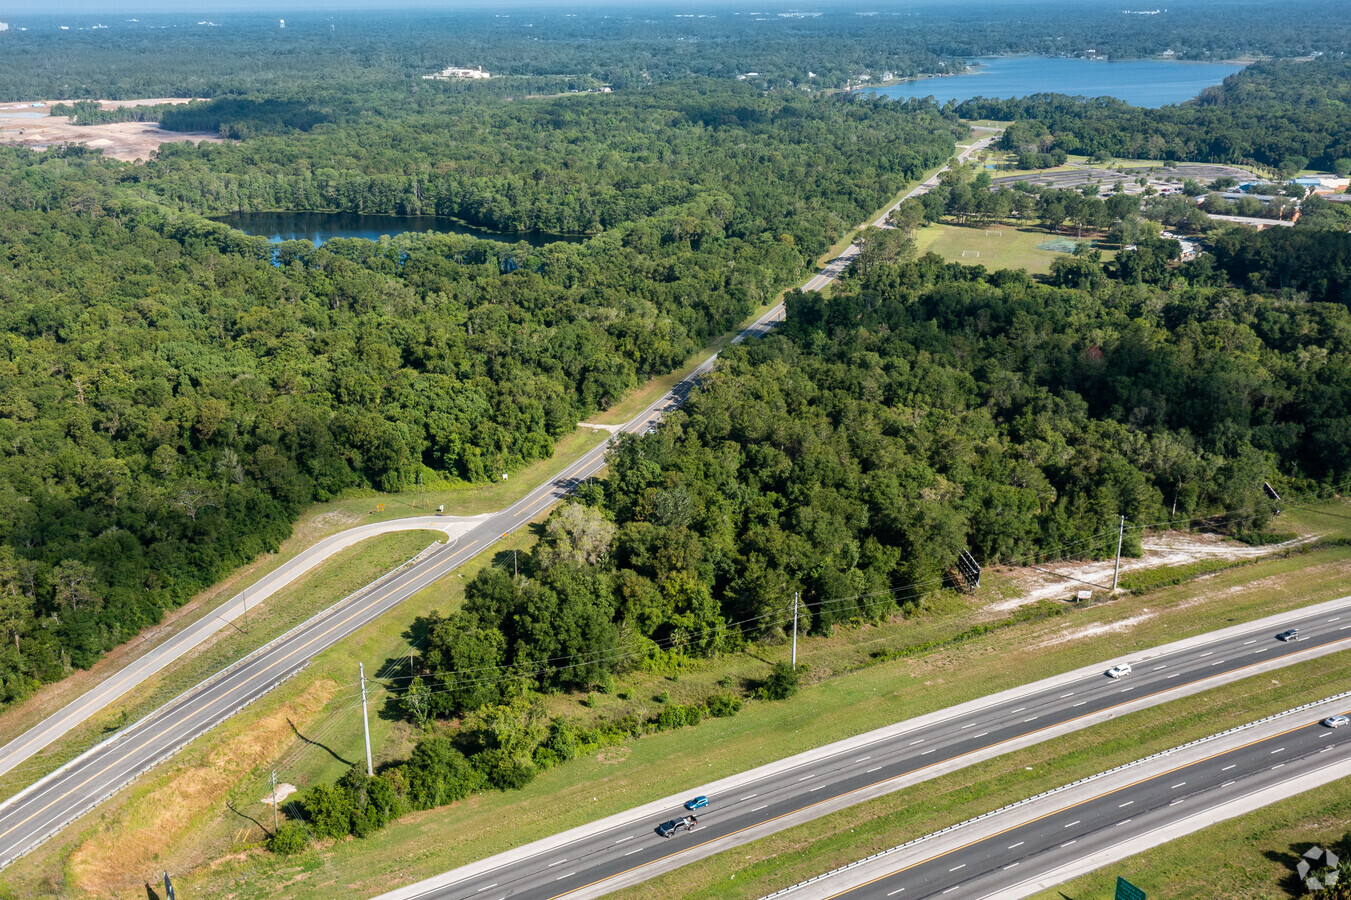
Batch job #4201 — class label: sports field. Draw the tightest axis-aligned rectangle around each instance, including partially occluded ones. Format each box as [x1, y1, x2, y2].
[914, 222, 1103, 275]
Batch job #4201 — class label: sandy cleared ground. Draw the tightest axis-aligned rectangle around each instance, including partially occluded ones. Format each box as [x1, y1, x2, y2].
[0, 98, 220, 161]
[990, 530, 1314, 613]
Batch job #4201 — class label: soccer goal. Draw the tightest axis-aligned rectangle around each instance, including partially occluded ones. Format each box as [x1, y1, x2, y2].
[961, 250, 980, 258]
[984, 230, 1003, 237]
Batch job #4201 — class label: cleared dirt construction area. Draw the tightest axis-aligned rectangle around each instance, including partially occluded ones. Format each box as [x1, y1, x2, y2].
[0, 98, 220, 161]
[991, 530, 1311, 613]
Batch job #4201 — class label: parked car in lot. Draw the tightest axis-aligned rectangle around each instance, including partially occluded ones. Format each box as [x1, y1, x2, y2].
[656, 815, 697, 837]
[1277, 628, 1300, 642]
[1106, 663, 1132, 679]
[685, 795, 709, 811]
[1323, 715, 1350, 728]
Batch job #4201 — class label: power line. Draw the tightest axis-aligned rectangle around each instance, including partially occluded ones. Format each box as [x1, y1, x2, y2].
[372, 483, 1350, 700]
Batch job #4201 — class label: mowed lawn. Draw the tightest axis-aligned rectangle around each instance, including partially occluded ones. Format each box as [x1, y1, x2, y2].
[914, 222, 1107, 275]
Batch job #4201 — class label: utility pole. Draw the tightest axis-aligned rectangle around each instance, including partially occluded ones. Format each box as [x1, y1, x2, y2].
[514, 549, 518, 579]
[418, 471, 424, 509]
[359, 663, 373, 776]
[1112, 515, 1125, 593]
[271, 769, 279, 834]
[791, 592, 799, 670]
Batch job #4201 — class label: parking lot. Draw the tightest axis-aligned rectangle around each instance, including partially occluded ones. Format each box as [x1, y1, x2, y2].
[990, 162, 1264, 196]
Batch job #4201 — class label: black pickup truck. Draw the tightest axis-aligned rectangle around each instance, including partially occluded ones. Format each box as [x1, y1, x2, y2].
[656, 815, 698, 837]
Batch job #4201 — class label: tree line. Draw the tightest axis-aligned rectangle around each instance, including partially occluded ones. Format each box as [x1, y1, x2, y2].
[3, 1, 1344, 101]
[406, 243, 1351, 725]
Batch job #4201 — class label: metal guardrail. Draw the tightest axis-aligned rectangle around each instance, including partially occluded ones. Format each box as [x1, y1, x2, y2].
[756, 689, 1351, 899]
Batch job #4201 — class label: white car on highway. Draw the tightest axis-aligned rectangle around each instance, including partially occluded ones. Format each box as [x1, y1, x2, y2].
[1105, 663, 1132, 679]
[1323, 715, 1350, 728]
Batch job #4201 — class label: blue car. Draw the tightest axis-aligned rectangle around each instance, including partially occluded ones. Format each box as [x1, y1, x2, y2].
[685, 795, 709, 811]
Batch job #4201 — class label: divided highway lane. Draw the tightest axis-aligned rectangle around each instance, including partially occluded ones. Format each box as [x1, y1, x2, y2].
[824, 710, 1351, 899]
[381, 600, 1351, 900]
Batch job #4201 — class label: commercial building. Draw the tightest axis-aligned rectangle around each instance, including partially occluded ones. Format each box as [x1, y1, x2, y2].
[423, 66, 490, 80]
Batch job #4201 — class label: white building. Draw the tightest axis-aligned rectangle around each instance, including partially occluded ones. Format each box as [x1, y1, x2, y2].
[0, 22, 10, 32]
[424, 66, 491, 80]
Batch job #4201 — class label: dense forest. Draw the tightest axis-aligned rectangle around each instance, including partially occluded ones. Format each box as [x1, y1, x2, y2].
[0, 87, 957, 705]
[411, 244, 1351, 718]
[121, 86, 960, 238]
[274, 232, 1351, 852]
[959, 57, 1351, 174]
[0, 0, 1348, 758]
[0, 0, 1348, 99]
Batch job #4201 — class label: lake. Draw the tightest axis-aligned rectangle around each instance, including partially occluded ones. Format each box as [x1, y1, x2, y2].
[862, 56, 1245, 108]
[215, 211, 589, 247]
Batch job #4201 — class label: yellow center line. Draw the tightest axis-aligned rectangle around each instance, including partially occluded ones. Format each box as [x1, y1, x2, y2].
[539, 636, 1351, 900]
[0, 540, 477, 843]
[511, 446, 611, 519]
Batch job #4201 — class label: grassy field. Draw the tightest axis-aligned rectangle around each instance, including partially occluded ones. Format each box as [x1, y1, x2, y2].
[14, 501, 1349, 898]
[914, 222, 1102, 275]
[1028, 782, 1351, 900]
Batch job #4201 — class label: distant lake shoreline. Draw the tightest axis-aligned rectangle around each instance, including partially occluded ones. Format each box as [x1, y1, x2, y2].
[860, 55, 1246, 108]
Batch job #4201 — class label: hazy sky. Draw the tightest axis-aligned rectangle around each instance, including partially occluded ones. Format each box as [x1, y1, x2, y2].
[0, 0, 604, 12]
[1, 0, 671, 11]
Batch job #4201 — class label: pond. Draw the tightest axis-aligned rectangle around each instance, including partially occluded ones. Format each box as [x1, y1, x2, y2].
[215, 211, 589, 247]
[862, 56, 1245, 108]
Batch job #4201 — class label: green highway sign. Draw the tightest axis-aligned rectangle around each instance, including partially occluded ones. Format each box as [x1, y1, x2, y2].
[1115, 876, 1146, 900]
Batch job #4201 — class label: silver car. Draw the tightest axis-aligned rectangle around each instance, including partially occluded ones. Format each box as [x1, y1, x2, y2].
[1323, 715, 1349, 728]
[1106, 663, 1132, 679]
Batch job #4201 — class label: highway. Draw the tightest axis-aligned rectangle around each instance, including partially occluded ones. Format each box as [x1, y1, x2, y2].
[0, 124, 999, 792]
[0, 129, 1000, 868]
[789, 697, 1351, 900]
[376, 598, 1351, 900]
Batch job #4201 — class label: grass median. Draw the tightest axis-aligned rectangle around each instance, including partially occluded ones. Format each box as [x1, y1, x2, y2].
[0, 522, 545, 899]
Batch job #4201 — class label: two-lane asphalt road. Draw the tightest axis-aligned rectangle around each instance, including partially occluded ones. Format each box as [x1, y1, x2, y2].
[0, 515, 480, 781]
[379, 600, 1351, 900]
